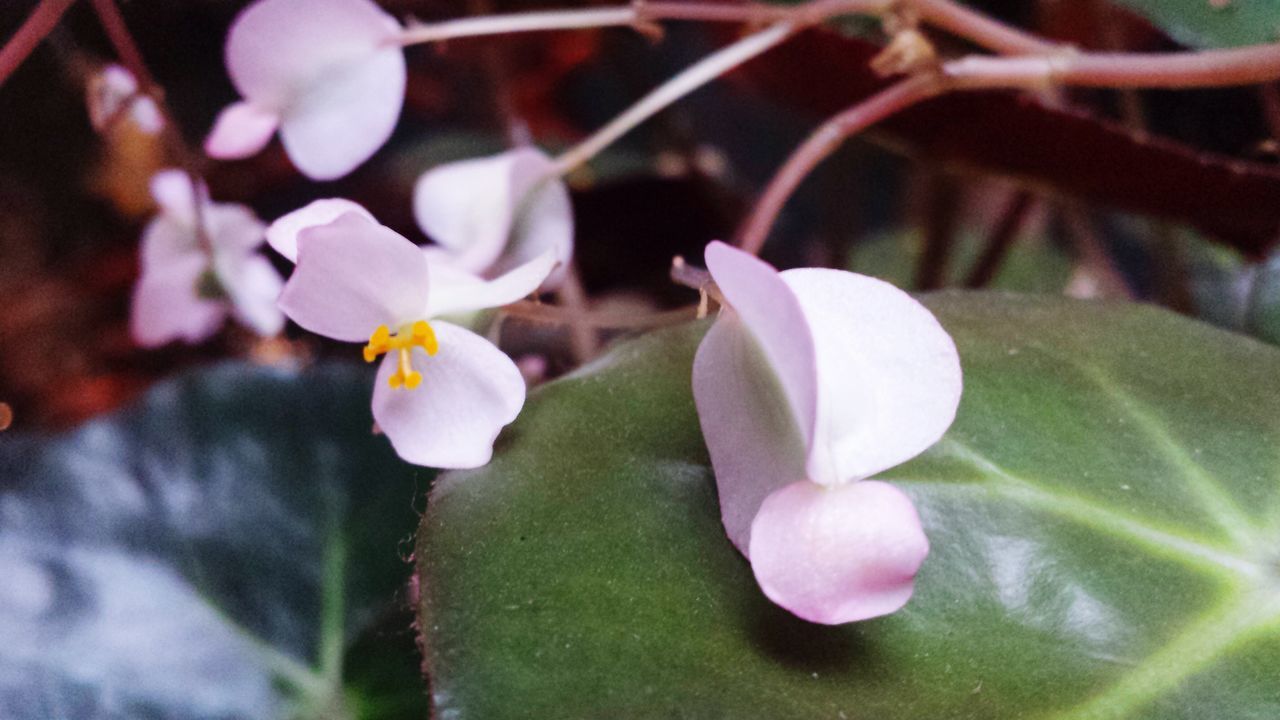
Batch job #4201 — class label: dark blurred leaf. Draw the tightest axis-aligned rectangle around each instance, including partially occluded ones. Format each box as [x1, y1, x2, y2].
[1110, 0, 1280, 48]
[0, 363, 430, 720]
[849, 227, 1071, 292]
[418, 295, 1280, 718]
[736, 28, 1280, 257]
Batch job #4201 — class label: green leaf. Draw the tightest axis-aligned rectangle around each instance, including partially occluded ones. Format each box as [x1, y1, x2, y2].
[1109, 0, 1280, 48]
[417, 294, 1280, 719]
[0, 363, 431, 720]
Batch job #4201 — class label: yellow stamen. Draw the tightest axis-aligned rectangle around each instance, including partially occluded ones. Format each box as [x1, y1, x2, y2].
[362, 320, 438, 390]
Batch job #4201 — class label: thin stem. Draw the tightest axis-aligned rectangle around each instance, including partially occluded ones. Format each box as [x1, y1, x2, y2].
[0, 0, 77, 89]
[398, 7, 639, 45]
[964, 189, 1036, 288]
[88, 0, 156, 89]
[500, 299, 698, 329]
[912, 0, 1053, 55]
[737, 74, 943, 254]
[552, 21, 797, 175]
[555, 263, 600, 363]
[915, 170, 961, 290]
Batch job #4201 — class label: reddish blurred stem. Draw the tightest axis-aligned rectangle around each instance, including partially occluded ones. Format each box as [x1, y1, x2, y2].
[87, 0, 155, 89]
[0, 0, 77, 89]
[965, 191, 1036, 288]
[915, 172, 961, 291]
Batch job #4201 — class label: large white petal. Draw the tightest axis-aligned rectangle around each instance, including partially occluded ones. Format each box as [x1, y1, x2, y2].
[278, 214, 429, 342]
[703, 241, 818, 463]
[130, 254, 227, 348]
[781, 268, 962, 483]
[496, 149, 574, 289]
[748, 480, 929, 624]
[426, 250, 556, 318]
[216, 252, 285, 337]
[371, 321, 525, 468]
[225, 0, 401, 108]
[265, 198, 374, 263]
[204, 101, 279, 159]
[692, 313, 810, 553]
[277, 46, 405, 180]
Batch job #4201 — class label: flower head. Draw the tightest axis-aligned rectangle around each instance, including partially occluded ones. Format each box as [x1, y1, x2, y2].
[87, 64, 163, 135]
[130, 170, 284, 347]
[692, 241, 962, 624]
[414, 147, 573, 290]
[275, 207, 555, 467]
[204, 0, 405, 180]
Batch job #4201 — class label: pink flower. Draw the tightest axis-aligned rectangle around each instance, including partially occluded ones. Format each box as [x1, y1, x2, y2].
[130, 170, 285, 347]
[692, 241, 962, 624]
[414, 148, 574, 291]
[273, 205, 556, 467]
[87, 64, 163, 135]
[204, 0, 405, 180]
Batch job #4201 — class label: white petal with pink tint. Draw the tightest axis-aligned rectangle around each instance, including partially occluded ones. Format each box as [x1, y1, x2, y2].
[266, 198, 374, 263]
[693, 311, 809, 552]
[371, 321, 525, 468]
[781, 268, 962, 484]
[218, 0, 405, 178]
[149, 170, 207, 227]
[205, 101, 279, 159]
[426, 250, 556, 318]
[748, 480, 929, 624]
[217, 252, 285, 337]
[131, 253, 228, 348]
[279, 213, 429, 342]
[414, 148, 573, 285]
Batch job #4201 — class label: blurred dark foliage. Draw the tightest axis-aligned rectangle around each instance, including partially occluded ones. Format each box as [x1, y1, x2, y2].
[1, 0, 1278, 431]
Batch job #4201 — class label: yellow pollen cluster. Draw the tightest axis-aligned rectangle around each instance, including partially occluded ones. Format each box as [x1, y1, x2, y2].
[362, 320, 439, 390]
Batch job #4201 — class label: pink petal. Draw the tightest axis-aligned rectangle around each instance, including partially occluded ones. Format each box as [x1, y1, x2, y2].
[225, 0, 405, 179]
[781, 269, 962, 483]
[207, 203, 267, 253]
[130, 254, 228, 348]
[265, 198, 374, 263]
[278, 213, 429, 342]
[149, 169, 207, 227]
[139, 215, 198, 271]
[216, 252, 285, 337]
[371, 321, 525, 468]
[204, 101, 279, 159]
[748, 480, 929, 624]
[426, 250, 557, 318]
[413, 147, 572, 286]
[693, 312, 810, 553]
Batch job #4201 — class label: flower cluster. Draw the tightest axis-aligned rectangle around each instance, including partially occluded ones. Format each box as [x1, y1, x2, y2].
[128, 0, 967, 625]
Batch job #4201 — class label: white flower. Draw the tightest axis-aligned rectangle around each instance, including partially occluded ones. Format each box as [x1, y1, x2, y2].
[692, 241, 962, 624]
[204, 0, 405, 180]
[273, 207, 556, 467]
[414, 147, 574, 291]
[87, 64, 163, 135]
[130, 170, 284, 347]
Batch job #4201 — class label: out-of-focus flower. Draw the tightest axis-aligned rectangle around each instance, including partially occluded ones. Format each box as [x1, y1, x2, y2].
[131, 170, 285, 347]
[204, 0, 405, 180]
[414, 147, 573, 290]
[692, 241, 962, 624]
[87, 64, 163, 135]
[276, 207, 555, 467]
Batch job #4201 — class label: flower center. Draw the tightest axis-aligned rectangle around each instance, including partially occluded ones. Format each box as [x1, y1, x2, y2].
[363, 321, 439, 390]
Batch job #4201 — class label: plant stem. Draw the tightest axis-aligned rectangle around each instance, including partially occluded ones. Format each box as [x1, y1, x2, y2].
[0, 0, 77, 89]
[552, 20, 796, 175]
[964, 190, 1036, 288]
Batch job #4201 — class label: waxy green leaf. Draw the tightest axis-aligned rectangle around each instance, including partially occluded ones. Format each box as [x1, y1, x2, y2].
[0, 364, 431, 720]
[418, 293, 1280, 719]
[1111, 0, 1280, 48]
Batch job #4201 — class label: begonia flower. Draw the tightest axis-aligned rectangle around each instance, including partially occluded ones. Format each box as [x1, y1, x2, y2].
[204, 0, 406, 180]
[276, 207, 556, 467]
[87, 64, 163, 135]
[131, 170, 285, 347]
[691, 241, 962, 624]
[413, 147, 574, 290]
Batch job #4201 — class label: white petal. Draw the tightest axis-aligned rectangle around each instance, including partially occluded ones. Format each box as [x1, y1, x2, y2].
[217, 252, 285, 337]
[426, 250, 556, 318]
[277, 46, 405, 180]
[371, 322, 525, 468]
[265, 198, 374, 263]
[413, 148, 571, 283]
[225, 0, 402, 107]
[139, 215, 199, 272]
[149, 169, 207, 227]
[130, 254, 227, 347]
[692, 312, 810, 553]
[204, 101, 279, 159]
[781, 268, 962, 483]
[748, 480, 929, 624]
[703, 241, 818, 461]
[278, 213, 429, 342]
[206, 203, 267, 253]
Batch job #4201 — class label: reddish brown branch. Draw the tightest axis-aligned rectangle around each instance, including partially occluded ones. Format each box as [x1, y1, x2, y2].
[964, 190, 1036, 288]
[0, 0, 77, 89]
